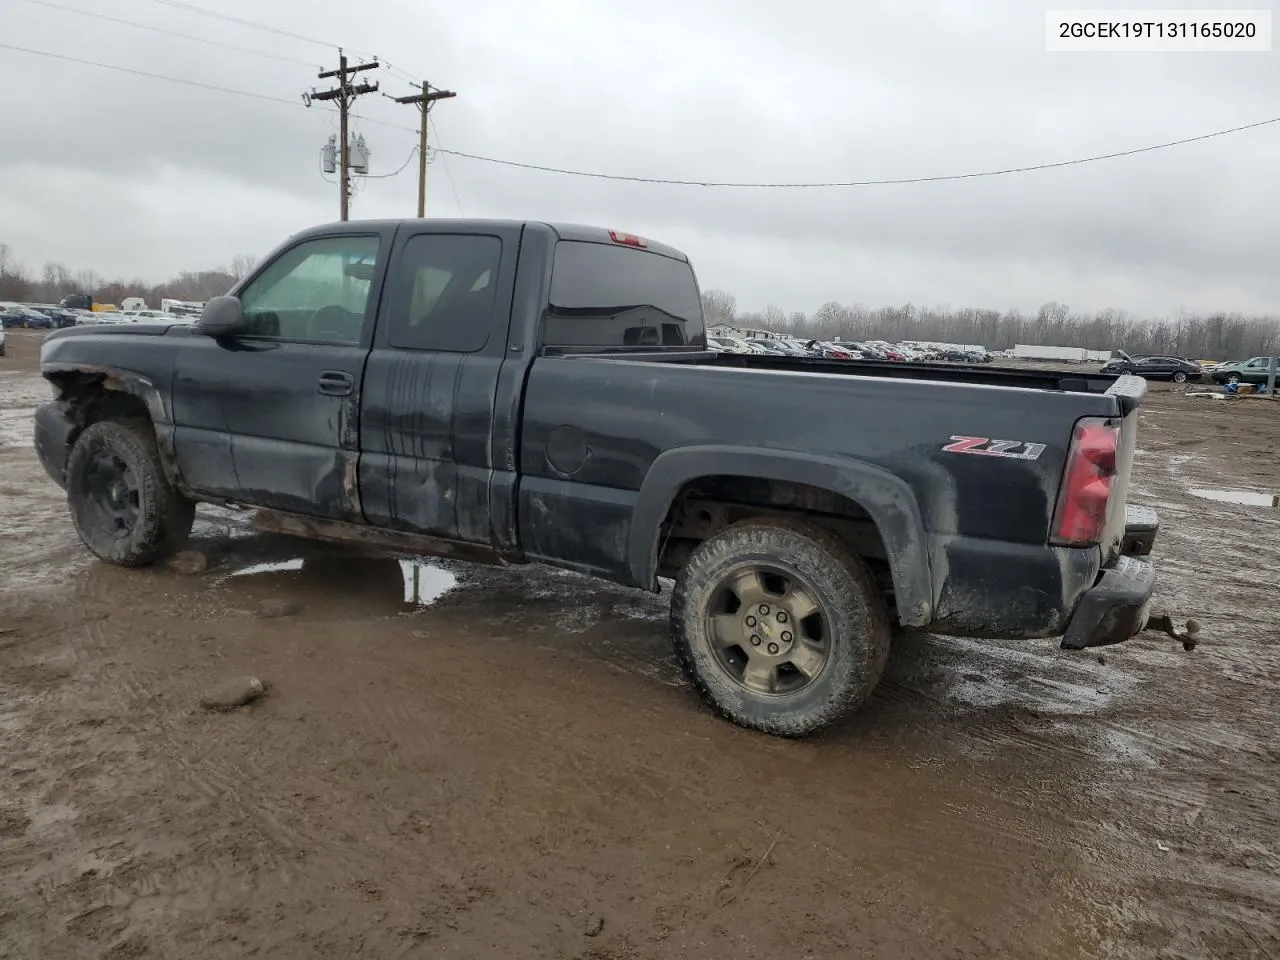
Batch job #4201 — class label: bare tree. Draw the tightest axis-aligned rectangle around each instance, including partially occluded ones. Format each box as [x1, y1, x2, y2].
[700, 289, 737, 326]
[229, 254, 257, 281]
[761, 304, 787, 330]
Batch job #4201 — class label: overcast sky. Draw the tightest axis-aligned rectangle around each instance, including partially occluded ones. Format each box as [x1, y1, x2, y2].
[3, 0, 1279, 317]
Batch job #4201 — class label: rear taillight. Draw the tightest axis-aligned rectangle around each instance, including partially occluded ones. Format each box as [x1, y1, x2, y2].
[1051, 417, 1120, 547]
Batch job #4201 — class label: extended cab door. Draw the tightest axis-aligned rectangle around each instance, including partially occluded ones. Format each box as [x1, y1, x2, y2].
[171, 229, 391, 518]
[358, 222, 523, 544]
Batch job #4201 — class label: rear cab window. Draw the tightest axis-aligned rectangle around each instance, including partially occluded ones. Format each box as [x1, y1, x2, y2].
[542, 240, 706, 353]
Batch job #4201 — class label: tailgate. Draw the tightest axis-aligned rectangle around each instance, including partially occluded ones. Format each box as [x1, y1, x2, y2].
[1098, 374, 1147, 565]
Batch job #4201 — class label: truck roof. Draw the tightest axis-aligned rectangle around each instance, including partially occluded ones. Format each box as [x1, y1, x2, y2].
[290, 218, 690, 263]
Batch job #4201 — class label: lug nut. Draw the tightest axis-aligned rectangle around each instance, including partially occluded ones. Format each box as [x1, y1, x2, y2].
[777, 611, 788, 623]
[767, 642, 779, 655]
[745, 616, 757, 627]
[781, 631, 793, 643]
[759, 603, 770, 615]
[750, 635, 761, 646]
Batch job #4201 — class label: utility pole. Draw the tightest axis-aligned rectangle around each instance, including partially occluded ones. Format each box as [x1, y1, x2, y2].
[306, 49, 379, 221]
[390, 81, 456, 217]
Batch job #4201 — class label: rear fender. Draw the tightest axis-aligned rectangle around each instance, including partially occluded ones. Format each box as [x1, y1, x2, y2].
[627, 445, 933, 626]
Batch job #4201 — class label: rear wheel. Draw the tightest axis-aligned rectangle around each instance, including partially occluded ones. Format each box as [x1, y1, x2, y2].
[669, 518, 891, 737]
[66, 419, 195, 567]
[1172, 370, 1187, 383]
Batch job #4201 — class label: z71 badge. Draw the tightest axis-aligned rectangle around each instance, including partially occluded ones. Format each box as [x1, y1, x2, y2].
[941, 436, 1046, 461]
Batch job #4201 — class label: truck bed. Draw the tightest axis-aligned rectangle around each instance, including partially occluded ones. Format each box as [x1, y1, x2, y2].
[562, 348, 1126, 398]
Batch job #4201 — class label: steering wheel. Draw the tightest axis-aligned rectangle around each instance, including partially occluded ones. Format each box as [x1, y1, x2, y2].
[308, 304, 355, 342]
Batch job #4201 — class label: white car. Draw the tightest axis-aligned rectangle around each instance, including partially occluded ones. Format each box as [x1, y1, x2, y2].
[711, 335, 763, 354]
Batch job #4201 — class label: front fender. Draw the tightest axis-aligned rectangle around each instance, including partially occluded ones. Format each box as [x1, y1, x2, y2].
[40, 360, 183, 488]
[627, 445, 933, 627]
[42, 361, 170, 426]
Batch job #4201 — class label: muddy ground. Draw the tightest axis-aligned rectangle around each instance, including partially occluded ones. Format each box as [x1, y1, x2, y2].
[1, 328, 1277, 959]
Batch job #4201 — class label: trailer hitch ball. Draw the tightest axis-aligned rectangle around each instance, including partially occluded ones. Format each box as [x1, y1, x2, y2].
[1143, 612, 1202, 651]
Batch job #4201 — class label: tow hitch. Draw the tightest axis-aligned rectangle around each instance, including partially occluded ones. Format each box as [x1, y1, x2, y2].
[1143, 612, 1202, 651]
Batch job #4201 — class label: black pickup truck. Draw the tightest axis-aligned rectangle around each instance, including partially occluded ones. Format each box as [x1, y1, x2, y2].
[33, 219, 1160, 736]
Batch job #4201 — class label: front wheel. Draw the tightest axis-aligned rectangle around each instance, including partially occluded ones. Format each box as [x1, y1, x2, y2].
[669, 518, 891, 737]
[1172, 371, 1187, 383]
[1227, 373, 1242, 385]
[66, 419, 195, 567]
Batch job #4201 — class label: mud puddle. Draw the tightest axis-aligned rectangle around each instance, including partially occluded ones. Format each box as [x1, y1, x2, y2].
[1189, 487, 1278, 508]
[224, 554, 460, 607]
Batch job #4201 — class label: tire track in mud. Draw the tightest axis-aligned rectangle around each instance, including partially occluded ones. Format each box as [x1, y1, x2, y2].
[1082, 396, 1280, 956]
[57, 578, 1089, 955]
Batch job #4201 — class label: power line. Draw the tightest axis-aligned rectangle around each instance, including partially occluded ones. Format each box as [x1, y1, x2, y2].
[428, 114, 1280, 187]
[141, 0, 421, 88]
[140, 0, 340, 50]
[429, 115, 467, 215]
[359, 146, 419, 179]
[16, 0, 320, 67]
[3, 39, 1276, 189]
[140, 0, 425, 91]
[0, 41, 302, 105]
[139, 0, 388, 72]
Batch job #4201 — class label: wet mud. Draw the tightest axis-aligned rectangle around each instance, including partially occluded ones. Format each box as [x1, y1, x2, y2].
[1, 330, 1277, 958]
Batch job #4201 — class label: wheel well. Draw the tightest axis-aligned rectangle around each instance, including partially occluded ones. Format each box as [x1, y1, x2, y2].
[48, 372, 153, 435]
[655, 475, 894, 600]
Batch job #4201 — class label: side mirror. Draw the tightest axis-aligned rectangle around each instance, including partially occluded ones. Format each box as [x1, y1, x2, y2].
[197, 296, 247, 337]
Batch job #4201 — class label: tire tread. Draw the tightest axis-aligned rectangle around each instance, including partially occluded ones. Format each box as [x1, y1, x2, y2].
[66, 418, 195, 567]
[670, 516, 891, 737]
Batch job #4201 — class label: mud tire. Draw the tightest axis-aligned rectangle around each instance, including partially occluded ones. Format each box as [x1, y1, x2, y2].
[66, 419, 195, 567]
[670, 517, 891, 737]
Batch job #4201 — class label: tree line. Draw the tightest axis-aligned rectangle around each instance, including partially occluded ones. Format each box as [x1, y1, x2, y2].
[3, 241, 1275, 360]
[0, 244, 255, 309]
[701, 290, 1280, 360]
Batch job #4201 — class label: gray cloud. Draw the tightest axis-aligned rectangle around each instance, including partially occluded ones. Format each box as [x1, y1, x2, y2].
[2, 0, 1278, 316]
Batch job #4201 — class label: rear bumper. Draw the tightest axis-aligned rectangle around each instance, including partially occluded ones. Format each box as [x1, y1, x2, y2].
[1061, 504, 1160, 649]
[33, 400, 76, 490]
[1061, 555, 1156, 649]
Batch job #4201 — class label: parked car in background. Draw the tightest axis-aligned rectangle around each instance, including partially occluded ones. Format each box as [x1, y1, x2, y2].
[812, 341, 861, 360]
[32, 306, 79, 329]
[746, 337, 791, 357]
[0, 304, 54, 328]
[1101, 354, 1203, 383]
[709, 335, 762, 354]
[1210, 356, 1280, 385]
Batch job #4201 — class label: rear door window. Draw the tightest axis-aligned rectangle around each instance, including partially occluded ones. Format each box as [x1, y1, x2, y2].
[385, 234, 503, 353]
[544, 241, 705, 352]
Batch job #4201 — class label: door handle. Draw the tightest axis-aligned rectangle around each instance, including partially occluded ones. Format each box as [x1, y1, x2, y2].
[316, 370, 354, 396]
